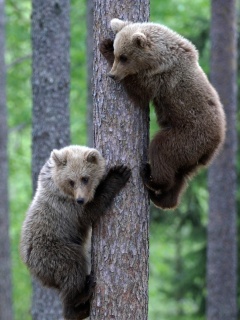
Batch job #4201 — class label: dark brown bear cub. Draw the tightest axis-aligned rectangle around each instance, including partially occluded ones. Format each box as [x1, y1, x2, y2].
[20, 145, 131, 320]
[100, 18, 226, 210]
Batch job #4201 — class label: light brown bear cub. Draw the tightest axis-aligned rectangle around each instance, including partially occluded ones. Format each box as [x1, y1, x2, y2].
[100, 18, 226, 210]
[20, 145, 131, 320]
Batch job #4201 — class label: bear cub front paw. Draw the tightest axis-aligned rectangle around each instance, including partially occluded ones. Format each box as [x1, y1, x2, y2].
[108, 165, 131, 188]
[99, 38, 114, 55]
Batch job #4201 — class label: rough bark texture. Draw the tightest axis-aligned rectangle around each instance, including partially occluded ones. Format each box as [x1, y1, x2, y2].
[0, 0, 13, 318]
[90, 2, 150, 319]
[207, 1, 237, 319]
[86, 0, 94, 147]
[31, 0, 70, 319]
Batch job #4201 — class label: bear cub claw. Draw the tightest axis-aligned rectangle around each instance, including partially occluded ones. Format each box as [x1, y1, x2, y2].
[140, 163, 162, 194]
[140, 163, 154, 187]
[85, 272, 96, 295]
[140, 163, 152, 180]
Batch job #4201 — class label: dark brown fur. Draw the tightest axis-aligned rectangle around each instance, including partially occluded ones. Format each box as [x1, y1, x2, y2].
[20, 146, 131, 319]
[100, 19, 226, 209]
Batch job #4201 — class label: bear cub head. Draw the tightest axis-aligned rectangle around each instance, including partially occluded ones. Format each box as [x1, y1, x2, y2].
[108, 18, 154, 81]
[108, 18, 196, 82]
[51, 146, 106, 205]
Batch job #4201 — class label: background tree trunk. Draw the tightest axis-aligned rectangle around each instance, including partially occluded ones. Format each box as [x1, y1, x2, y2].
[0, 0, 13, 318]
[90, 2, 150, 319]
[31, 0, 70, 319]
[207, 1, 238, 319]
[86, 0, 94, 147]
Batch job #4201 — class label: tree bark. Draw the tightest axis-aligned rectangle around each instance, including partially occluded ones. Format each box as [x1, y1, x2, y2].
[0, 0, 13, 318]
[86, 0, 94, 147]
[31, 0, 70, 319]
[207, 1, 237, 319]
[90, 3, 150, 319]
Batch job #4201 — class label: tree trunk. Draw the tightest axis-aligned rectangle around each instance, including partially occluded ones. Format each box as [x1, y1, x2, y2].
[86, 0, 94, 147]
[207, 1, 237, 319]
[90, 3, 150, 319]
[0, 0, 13, 318]
[31, 0, 70, 319]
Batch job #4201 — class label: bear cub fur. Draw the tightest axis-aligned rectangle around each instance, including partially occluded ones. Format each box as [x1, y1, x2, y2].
[100, 18, 226, 210]
[20, 145, 131, 320]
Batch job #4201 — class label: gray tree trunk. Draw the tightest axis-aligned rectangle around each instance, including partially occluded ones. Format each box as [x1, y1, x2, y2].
[207, 1, 238, 319]
[0, 0, 13, 318]
[31, 0, 70, 319]
[86, 0, 94, 147]
[90, 3, 150, 319]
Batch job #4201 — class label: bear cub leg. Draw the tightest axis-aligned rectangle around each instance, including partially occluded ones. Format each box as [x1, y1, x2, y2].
[63, 272, 95, 320]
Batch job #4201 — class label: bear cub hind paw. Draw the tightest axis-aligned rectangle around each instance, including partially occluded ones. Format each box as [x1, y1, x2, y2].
[64, 300, 90, 320]
[78, 272, 96, 305]
[140, 163, 160, 192]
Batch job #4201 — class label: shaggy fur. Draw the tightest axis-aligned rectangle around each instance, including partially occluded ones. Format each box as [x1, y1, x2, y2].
[100, 19, 226, 209]
[20, 145, 131, 319]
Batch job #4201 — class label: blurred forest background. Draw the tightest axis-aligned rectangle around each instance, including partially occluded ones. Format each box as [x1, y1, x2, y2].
[3, 0, 239, 319]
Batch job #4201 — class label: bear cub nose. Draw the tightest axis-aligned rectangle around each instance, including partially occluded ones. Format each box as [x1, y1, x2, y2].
[76, 198, 85, 205]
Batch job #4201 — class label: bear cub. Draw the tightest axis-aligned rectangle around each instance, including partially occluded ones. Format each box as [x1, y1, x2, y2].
[100, 18, 226, 210]
[20, 145, 131, 320]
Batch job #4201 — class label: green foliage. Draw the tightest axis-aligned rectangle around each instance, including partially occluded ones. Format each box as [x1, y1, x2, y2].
[6, 1, 32, 319]
[150, 0, 210, 72]
[70, 0, 87, 145]
[9, 128, 32, 320]
[149, 173, 207, 320]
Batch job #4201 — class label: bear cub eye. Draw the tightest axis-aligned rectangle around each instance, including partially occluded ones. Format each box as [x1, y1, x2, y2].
[81, 177, 89, 184]
[69, 180, 75, 188]
[119, 54, 128, 63]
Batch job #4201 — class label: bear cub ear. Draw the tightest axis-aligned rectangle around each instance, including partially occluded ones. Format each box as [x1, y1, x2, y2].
[85, 150, 99, 164]
[51, 149, 68, 166]
[110, 18, 129, 33]
[132, 32, 147, 48]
